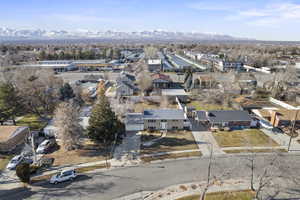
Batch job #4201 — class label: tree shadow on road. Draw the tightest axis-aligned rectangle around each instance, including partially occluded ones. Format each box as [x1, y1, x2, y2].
[0, 186, 37, 200]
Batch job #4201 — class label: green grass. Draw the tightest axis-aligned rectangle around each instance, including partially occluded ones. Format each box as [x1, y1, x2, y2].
[213, 129, 279, 148]
[187, 101, 231, 111]
[177, 190, 255, 200]
[17, 114, 48, 131]
[0, 155, 12, 172]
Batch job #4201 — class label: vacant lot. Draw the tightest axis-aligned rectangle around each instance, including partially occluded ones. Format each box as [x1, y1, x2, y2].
[187, 101, 232, 111]
[213, 129, 279, 148]
[141, 131, 199, 154]
[17, 114, 48, 131]
[134, 101, 177, 113]
[45, 140, 110, 166]
[177, 190, 255, 200]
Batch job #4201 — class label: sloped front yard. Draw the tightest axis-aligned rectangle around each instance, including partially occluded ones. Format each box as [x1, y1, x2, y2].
[213, 129, 279, 148]
[140, 131, 199, 154]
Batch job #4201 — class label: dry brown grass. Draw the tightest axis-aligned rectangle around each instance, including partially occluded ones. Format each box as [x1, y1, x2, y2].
[213, 129, 279, 148]
[224, 149, 287, 154]
[141, 131, 199, 155]
[45, 139, 111, 166]
[177, 190, 255, 200]
[141, 151, 202, 163]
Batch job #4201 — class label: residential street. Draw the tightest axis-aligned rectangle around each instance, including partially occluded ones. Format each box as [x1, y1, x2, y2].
[2, 153, 300, 200]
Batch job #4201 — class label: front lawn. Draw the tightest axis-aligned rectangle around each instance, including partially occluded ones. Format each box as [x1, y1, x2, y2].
[17, 114, 48, 131]
[141, 131, 199, 154]
[213, 129, 279, 148]
[177, 190, 255, 200]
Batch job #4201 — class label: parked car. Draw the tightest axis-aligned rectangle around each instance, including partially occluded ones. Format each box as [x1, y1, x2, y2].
[36, 139, 56, 154]
[6, 155, 33, 170]
[50, 169, 77, 184]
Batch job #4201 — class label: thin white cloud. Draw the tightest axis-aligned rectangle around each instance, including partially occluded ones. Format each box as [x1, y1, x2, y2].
[189, 1, 300, 27]
[235, 2, 300, 26]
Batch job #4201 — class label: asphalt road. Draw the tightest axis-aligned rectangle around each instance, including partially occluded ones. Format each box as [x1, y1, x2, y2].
[2, 154, 300, 200]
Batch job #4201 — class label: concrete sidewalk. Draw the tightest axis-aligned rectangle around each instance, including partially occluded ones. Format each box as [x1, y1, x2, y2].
[192, 131, 225, 156]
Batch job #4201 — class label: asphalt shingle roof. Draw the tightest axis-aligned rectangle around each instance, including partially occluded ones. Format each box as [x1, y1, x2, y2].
[207, 110, 252, 123]
[143, 109, 186, 120]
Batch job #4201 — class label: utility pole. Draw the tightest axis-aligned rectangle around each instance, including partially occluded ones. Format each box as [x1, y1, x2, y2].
[29, 127, 37, 163]
[288, 109, 299, 152]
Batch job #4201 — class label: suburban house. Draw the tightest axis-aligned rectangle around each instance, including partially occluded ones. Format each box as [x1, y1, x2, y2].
[116, 81, 137, 97]
[161, 89, 189, 103]
[125, 109, 191, 131]
[147, 59, 162, 72]
[0, 126, 29, 153]
[193, 75, 217, 89]
[253, 109, 300, 128]
[194, 110, 254, 129]
[117, 71, 136, 84]
[116, 71, 138, 97]
[151, 73, 174, 89]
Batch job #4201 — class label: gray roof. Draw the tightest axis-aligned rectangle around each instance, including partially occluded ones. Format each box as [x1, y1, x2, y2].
[207, 110, 252, 123]
[143, 109, 186, 120]
[126, 113, 144, 125]
[117, 81, 136, 91]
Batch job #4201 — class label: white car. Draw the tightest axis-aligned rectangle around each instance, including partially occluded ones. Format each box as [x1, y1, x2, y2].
[50, 169, 77, 184]
[36, 139, 55, 154]
[6, 155, 24, 170]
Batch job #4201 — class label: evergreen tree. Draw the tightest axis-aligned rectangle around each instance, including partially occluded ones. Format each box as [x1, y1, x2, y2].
[87, 87, 124, 166]
[16, 163, 31, 184]
[0, 83, 23, 125]
[59, 83, 75, 101]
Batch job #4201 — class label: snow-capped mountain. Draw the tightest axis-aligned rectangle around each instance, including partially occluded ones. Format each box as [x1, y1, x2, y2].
[0, 27, 249, 41]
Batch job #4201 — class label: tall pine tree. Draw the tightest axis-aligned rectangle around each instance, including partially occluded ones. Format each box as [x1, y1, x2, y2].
[87, 85, 124, 165]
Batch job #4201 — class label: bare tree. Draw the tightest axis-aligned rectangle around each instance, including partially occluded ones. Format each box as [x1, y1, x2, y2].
[144, 46, 158, 59]
[54, 101, 82, 150]
[8, 68, 63, 118]
[136, 71, 152, 95]
[160, 95, 169, 108]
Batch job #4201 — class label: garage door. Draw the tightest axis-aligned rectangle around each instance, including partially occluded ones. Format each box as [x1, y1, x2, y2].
[126, 124, 144, 131]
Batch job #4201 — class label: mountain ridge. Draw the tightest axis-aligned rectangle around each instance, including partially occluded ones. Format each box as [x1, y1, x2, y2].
[0, 27, 252, 41]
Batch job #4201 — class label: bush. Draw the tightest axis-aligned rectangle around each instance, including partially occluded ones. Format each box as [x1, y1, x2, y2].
[16, 163, 31, 184]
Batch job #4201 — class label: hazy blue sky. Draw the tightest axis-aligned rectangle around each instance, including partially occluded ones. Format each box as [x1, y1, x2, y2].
[1, 0, 300, 40]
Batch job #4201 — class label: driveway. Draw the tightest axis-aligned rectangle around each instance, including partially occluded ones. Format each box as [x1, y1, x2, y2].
[192, 131, 225, 156]
[111, 131, 141, 167]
